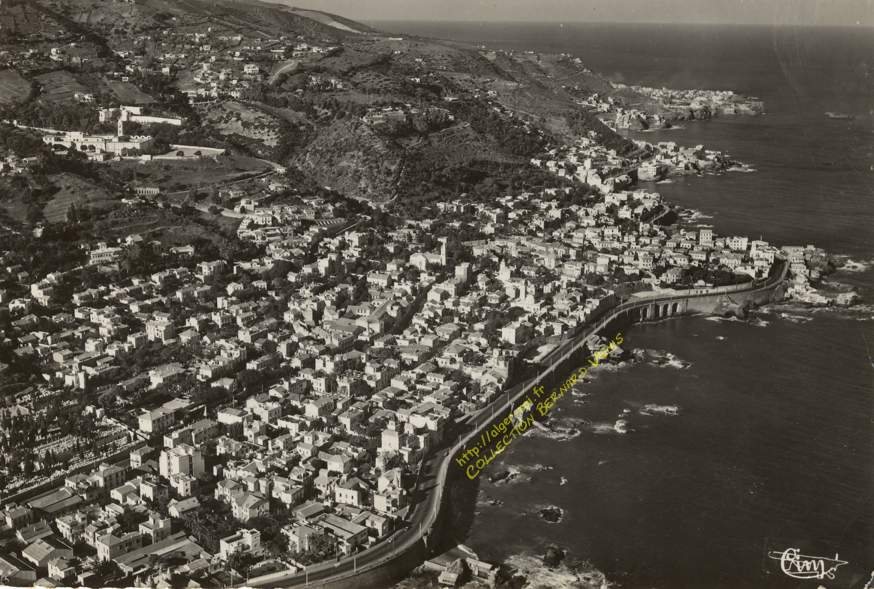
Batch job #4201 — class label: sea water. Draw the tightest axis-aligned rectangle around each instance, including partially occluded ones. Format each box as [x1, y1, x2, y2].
[375, 21, 874, 588]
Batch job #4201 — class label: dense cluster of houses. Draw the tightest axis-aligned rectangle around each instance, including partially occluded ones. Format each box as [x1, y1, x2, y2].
[0, 23, 821, 583]
[572, 84, 763, 132]
[617, 84, 765, 117]
[0, 112, 828, 579]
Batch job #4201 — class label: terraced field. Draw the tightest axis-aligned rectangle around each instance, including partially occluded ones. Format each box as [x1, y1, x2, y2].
[34, 70, 89, 103]
[0, 177, 31, 223]
[42, 173, 118, 223]
[110, 155, 273, 193]
[0, 0, 59, 35]
[106, 80, 154, 104]
[0, 69, 31, 104]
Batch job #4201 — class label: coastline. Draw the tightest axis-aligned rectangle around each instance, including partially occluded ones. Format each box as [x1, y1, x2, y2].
[240, 262, 787, 589]
[382, 68, 862, 589]
[413, 266, 789, 579]
[378, 21, 874, 589]
[1, 11, 871, 589]
[214, 40, 861, 589]
[461, 309, 874, 588]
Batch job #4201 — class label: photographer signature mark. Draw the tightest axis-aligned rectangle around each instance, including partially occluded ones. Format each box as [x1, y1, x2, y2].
[768, 548, 848, 580]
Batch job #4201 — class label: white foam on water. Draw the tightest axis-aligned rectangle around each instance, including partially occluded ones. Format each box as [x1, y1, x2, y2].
[502, 553, 616, 589]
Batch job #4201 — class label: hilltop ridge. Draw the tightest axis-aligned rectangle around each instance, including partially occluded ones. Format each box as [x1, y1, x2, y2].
[1, 0, 643, 204]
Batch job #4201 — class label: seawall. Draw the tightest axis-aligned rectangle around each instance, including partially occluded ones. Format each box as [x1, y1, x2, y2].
[422, 265, 790, 578]
[244, 263, 788, 589]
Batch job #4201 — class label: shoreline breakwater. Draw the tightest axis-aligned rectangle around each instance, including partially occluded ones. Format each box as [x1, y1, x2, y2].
[239, 262, 787, 588]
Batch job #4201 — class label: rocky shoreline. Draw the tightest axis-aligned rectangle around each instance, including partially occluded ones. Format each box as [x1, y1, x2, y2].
[499, 546, 615, 589]
[611, 83, 764, 131]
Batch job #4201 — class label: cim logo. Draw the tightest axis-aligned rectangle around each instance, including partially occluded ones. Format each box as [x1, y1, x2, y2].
[767, 548, 848, 580]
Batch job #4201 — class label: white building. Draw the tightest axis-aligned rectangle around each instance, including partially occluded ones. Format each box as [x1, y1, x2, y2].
[219, 528, 260, 560]
[159, 444, 204, 479]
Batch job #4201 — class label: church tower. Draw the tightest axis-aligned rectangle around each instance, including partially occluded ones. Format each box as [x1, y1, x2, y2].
[439, 237, 448, 266]
[498, 259, 512, 282]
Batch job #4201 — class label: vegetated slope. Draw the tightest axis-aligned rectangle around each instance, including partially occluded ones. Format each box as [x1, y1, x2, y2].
[38, 0, 357, 41]
[42, 173, 116, 223]
[8, 0, 640, 204]
[280, 30, 636, 201]
[294, 117, 404, 198]
[0, 69, 32, 105]
[284, 7, 379, 35]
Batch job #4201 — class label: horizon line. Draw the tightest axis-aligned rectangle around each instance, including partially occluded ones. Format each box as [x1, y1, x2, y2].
[364, 18, 874, 29]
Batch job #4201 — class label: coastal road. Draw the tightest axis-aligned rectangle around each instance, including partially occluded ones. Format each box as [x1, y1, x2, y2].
[269, 60, 301, 85]
[241, 260, 788, 588]
[240, 448, 445, 587]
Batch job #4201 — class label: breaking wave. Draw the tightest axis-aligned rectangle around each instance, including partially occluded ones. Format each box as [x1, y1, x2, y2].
[527, 417, 583, 442]
[765, 301, 874, 322]
[833, 256, 873, 273]
[535, 504, 565, 524]
[502, 553, 616, 589]
[704, 315, 769, 327]
[487, 464, 532, 486]
[633, 348, 692, 369]
[639, 404, 680, 416]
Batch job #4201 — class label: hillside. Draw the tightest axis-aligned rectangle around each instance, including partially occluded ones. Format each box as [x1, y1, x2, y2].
[0, 0, 643, 204]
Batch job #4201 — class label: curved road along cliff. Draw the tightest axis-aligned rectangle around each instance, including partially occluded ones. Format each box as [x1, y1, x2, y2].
[242, 261, 788, 588]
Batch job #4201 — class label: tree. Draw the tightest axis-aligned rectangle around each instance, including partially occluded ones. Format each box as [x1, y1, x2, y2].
[249, 513, 290, 556]
[98, 389, 117, 409]
[66, 204, 80, 223]
[228, 551, 257, 578]
[295, 533, 337, 565]
[236, 369, 263, 392]
[116, 510, 147, 532]
[26, 202, 43, 225]
[94, 559, 120, 580]
[73, 539, 95, 558]
[149, 123, 180, 153]
[42, 449, 56, 472]
[121, 242, 160, 275]
[147, 494, 172, 518]
[181, 498, 237, 552]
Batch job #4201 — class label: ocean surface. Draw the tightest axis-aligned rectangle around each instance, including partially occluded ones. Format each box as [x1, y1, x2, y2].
[374, 22, 874, 589]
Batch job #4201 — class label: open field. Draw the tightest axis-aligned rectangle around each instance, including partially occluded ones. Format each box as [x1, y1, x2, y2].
[0, 178, 31, 223]
[0, 1, 53, 36]
[106, 79, 154, 104]
[251, 101, 310, 125]
[157, 212, 240, 246]
[93, 205, 241, 250]
[0, 69, 31, 104]
[350, 70, 403, 94]
[42, 173, 118, 222]
[112, 154, 273, 193]
[34, 70, 90, 103]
